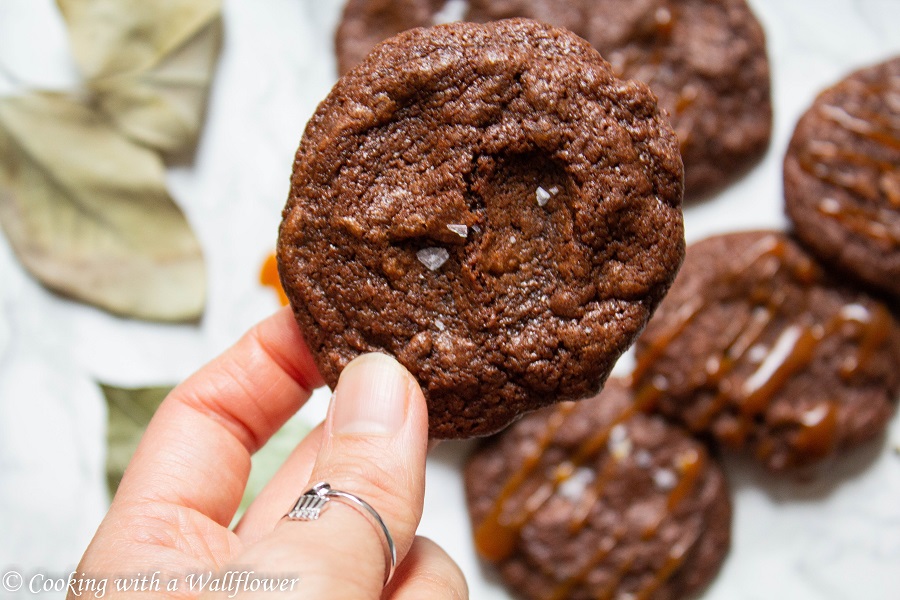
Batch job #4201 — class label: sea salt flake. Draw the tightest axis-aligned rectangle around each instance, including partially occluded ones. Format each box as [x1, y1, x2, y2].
[447, 223, 468, 237]
[435, 319, 446, 331]
[549, 186, 560, 195]
[819, 197, 841, 214]
[610, 424, 628, 444]
[747, 344, 768, 364]
[417, 247, 450, 271]
[652, 374, 670, 391]
[653, 468, 678, 490]
[536, 186, 551, 206]
[610, 438, 633, 461]
[432, 0, 467, 24]
[608, 424, 632, 460]
[558, 467, 595, 501]
[635, 449, 653, 468]
[655, 7, 672, 26]
[839, 303, 872, 323]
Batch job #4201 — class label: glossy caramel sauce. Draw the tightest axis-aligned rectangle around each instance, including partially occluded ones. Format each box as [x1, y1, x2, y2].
[545, 539, 617, 600]
[609, 1, 677, 80]
[476, 387, 706, 598]
[666, 449, 704, 511]
[839, 303, 893, 379]
[631, 541, 696, 600]
[633, 234, 887, 468]
[798, 79, 900, 246]
[816, 196, 899, 246]
[821, 103, 900, 150]
[793, 402, 839, 461]
[475, 233, 889, 595]
[546, 449, 705, 600]
[567, 457, 619, 535]
[473, 402, 576, 562]
[260, 252, 289, 306]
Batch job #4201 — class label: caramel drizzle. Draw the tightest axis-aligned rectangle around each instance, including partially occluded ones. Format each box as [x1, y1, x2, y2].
[739, 323, 820, 417]
[641, 452, 705, 541]
[598, 556, 636, 600]
[634, 555, 684, 600]
[632, 299, 704, 384]
[475, 239, 888, 596]
[545, 530, 618, 600]
[840, 302, 893, 379]
[799, 145, 893, 199]
[473, 402, 577, 562]
[612, 2, 678, 75]
[821, 103, 900, 151]
[815, 196, 900, 246]
[633, 236, 889, 465]
[553, 388, 658, 484]
[473, 381, 686, 597]
[665, 450, 704, 511]
[546, 450, 706, 600]
[634, 234, 789, 390]
[744, 303, 887, 464]
[631, 524, 704, 600]
[567, 456, 620, 535]
[475, 389, 660, 563]
[792, 402, 839, 460]
[627, 452, 705, 599]
[798, 94, 900, 244]
[692, 307, 774, 433]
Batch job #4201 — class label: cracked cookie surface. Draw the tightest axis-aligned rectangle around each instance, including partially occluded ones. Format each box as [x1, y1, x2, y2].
[336, 0, 771, 200]
[280, 19, 684, 438]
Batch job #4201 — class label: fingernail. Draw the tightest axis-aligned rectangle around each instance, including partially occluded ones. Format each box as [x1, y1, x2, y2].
[332, 353, 410, 436]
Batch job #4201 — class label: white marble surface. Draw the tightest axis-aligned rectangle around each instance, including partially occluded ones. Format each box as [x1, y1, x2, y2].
[0, 0, 899, 598]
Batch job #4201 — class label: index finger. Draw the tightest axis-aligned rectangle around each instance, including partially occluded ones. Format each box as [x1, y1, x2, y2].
[113, 307, 325, 526]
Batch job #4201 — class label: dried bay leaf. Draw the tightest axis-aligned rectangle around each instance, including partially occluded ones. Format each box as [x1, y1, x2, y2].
[0, 92, 206, 321]
[101, 383, 172, 496]
[88, 24, 223, 157]
[103, 378, 312, 513]
[57, 0, 223, 154]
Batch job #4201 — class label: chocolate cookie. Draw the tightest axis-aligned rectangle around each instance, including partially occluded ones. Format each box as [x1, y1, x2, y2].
[784, 57, 900, 299]
[279, 19, 685, 438]
[464, 378, 731, 600]
[335, 0, 772, 200]
[633, 231, 900, 471]
[335, 0, 446, 76]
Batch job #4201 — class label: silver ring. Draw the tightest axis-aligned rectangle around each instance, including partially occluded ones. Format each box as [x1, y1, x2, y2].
[284, 482, 397, 585]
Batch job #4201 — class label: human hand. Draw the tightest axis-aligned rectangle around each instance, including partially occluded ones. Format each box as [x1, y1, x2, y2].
[70, 308, 467, 599]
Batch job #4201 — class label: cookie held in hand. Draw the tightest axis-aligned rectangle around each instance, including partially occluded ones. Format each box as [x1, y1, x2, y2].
[280, 19, 684, 438]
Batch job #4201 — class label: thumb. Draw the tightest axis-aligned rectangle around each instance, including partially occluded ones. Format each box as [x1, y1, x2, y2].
[212, 353, 429, 599]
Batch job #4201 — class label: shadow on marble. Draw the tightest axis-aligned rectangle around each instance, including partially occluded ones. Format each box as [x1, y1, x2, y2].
[722, 433, 889, 504]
